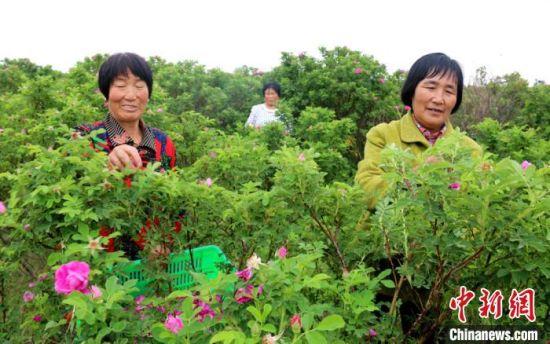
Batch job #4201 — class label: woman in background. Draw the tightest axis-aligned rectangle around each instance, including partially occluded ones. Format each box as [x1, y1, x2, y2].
[245, 81, 282, 128]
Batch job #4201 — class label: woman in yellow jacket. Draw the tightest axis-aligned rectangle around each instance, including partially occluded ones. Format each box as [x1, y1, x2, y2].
[356, 53, 481, 208]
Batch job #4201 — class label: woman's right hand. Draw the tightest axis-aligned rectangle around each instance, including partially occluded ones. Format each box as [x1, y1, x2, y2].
[108, 144, 142, 170]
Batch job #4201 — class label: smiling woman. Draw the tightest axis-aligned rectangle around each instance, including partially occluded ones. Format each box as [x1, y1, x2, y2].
[77, 52, 176, 171]
[355, 53, 481, 208]
[75, 52, 178, 257]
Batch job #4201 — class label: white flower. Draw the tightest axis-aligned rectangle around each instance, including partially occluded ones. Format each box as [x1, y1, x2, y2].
[88, 237, 104, 251]
[262, 333, 282, 344]
[246, 253, 262, 270]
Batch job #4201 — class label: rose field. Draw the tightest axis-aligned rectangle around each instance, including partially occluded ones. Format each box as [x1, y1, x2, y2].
[0, 48, 548, 343]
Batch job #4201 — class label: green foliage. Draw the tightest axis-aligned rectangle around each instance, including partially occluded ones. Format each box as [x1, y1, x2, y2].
[369, 133, 549, 337]
[471, 118, 550, 166]
[518, 83, 550, 137]
[267, 47, 402, 162]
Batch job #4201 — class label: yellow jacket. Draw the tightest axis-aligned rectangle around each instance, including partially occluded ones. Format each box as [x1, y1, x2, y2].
[355, 113, 481, 208]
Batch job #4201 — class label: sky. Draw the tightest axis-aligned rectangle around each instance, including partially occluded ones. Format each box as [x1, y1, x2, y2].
[2, 0, 549, 84]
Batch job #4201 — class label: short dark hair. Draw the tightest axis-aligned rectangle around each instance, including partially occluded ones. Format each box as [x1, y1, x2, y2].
[98, 53, 153, 99]
[401, 53, 463, 114]
[262, 82, 281, 97]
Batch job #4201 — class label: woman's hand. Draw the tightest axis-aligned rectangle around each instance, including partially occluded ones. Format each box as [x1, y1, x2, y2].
[108, 144, 142, 170]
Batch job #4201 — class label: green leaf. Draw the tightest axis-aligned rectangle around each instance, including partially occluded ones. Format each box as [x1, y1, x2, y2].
[381, 279, 395, 288]
[167, 289, 193, 300]
[303, 273, 331, 289]
[47, 252, 62, 266]
[151, 323, 175, 342]
[96, 327, 111, 342]
[262, 304, 272, 320]
[246, 306, 263, 322]
[376, 269, 392, 280]
[111, 320, 127, 333]
[261, 324, 277, 333]
[44, 319, 65, 330]
[76, 306, 96, 325]
[62, 295, 87, 310]
[210, 330, 246, 343]
[78, 222, 90, 237]
[262, 193, 270, 206]
[305, 331, 327, 344]
[316, 314, 345, 331]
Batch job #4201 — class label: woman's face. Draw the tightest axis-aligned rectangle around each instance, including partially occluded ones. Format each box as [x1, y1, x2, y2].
[107, 71, 149, 124]
[412, 73, 457, 130]
[264, 88, 280, 108]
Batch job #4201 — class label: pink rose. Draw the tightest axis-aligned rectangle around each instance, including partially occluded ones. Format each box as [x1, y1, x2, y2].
[521, 160, 532, 170]
[0, 201, 6, 214]
[135, 295, 146, 305]
[298, 153, 305, 162]
[90, 285, 102, 299]
[164, 314, 184, 334]
[28, 282, 36, 288]
[193, 299, 216, 322]
[354, 68, 363, 75]
[236, 268, 253, 282]
[277, 246, 287, 259]
[199, 178, 213, 187]
[235, 285, 255, 304]
[369, 328, 377, 337]
[33, 315, 43, 322]
[449, 183, 461, 191]
[290, 314, 302, 332]
[54, 261, 90, 295]
[404, 105, 412, 112]
[378, 78, 385, 84]
[23, 291, 34, 302]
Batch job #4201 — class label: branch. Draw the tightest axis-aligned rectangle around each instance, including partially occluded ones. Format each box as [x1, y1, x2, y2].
[442, 246, 485, 284]
[308, 207, 348, 274]
[389, 275, 405, 316]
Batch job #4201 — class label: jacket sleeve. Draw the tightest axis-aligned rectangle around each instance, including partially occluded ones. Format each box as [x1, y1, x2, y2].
[165, 136, 177, 169]
[73, 124, 104, 152]
[355, 124, 390, 209]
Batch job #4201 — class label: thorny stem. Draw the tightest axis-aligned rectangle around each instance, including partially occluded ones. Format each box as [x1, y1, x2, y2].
[308, 207, 348, 274]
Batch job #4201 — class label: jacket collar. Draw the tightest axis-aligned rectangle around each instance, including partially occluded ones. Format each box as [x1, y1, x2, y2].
[400, 113, 454, 147]
[104, 113, 156, 151]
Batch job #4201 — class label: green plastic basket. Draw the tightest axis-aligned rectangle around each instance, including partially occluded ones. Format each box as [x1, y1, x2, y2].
[116, 245, 232, 295]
